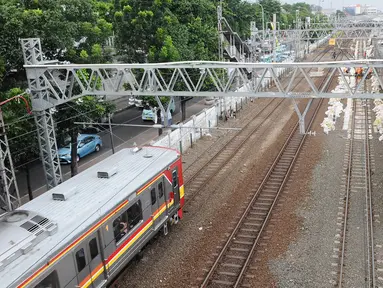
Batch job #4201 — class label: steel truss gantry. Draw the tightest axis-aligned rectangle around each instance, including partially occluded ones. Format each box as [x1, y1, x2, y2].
[24, 60, 383, 104]
[0, 110, 20, 212]
[261, 20, 383, 41]
[263, 27, 383, 41]
[22, 37, 383, 190]
[21, 39, 63, 190]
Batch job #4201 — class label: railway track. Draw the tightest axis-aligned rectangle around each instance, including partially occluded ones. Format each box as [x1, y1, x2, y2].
[199, 44, 347, 288]
[337, 99, 375, 287]
[185, 98, 283, 200]
[108, 43, 342, 288]
[199, 98, 323, 288]
[184, 43, 333, 206]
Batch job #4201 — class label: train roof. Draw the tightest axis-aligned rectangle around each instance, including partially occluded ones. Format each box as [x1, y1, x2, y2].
[0, 146, 179, 287]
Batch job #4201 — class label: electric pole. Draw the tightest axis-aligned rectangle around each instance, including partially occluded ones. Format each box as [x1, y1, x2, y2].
[0, 93, 30, 212]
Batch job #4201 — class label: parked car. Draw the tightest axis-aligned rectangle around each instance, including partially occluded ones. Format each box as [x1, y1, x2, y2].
[141, 104, 156, 121]
[58, 134, 102, 164]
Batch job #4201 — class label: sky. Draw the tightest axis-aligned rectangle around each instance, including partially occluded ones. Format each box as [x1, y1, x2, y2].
[283, 0, 383, 11]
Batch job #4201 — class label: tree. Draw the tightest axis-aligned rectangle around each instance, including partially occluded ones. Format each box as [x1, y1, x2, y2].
[0, 0, 114, 91]
[1, 88, 38, 200]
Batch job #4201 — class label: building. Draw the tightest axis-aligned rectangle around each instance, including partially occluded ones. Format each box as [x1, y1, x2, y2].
[343, 4, 361, 16]
[366, 6, 378, 14]
[358, 5, 378, 15]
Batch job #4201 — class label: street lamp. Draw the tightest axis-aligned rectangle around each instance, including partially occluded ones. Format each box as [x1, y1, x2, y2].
[296, 10, 300, 29]
[254, 3, 265, 38]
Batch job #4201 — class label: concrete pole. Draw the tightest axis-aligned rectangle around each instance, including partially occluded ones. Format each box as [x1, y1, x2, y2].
[108, 113, 115, 154]
[273, 14, 277, 63]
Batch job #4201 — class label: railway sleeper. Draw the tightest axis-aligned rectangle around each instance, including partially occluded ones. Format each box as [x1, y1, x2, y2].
[263, 183, 281, 189]
[256, 198, 275, 204]
[251, 206, 270, 211]
[217, 271, 239, 277]
[260, 189, 278, 194]
[246, 217, 266, 222]
[249, 211, 267, 216]
[236, 233, 258, 239]
[211, 279, 234, 286]
[240, 228, 260, 233]
[233, 240, 254, 245]
[222, 263, 242, 268]
[257, 193, 277, 199]
[243, 221, 262, 227]
[230, 247, 251, 252]
[269, 174, 285, 180]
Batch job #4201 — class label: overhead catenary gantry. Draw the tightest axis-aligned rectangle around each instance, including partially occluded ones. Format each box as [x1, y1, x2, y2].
[25, 59, 383, 102]
[21, 35, 383, 191]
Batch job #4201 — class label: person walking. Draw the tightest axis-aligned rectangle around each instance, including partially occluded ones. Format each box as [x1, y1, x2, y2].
[161, 109, 172, 126]
[364, 68, 373, 94]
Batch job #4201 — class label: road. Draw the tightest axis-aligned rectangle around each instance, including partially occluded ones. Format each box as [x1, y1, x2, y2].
[17, 97, 208, 200]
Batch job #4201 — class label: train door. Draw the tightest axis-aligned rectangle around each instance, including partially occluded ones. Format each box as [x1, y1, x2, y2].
[172, 168, 180, 204]
[87, 232, 106, 287]
[157, 177, 166, 224]
[150, 179, 166, 229]
[74, 244, 92, 287]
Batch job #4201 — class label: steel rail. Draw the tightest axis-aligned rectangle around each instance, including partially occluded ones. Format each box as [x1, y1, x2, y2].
[338, 38, 376, 288]
[233, 98, 324, 288]
[364, 101, 375, 288]
[200, 42, 348, 288]
[184, 98, 280, 187]
[184, 44, 332, 204]
[338, 99, 356, 287]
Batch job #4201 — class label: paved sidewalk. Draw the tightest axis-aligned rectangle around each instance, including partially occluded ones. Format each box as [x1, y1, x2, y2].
[21, 99, 209, 204]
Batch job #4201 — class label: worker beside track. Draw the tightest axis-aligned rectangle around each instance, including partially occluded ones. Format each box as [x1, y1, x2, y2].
[355, 67, 363, 85]
[364, 68, 373, 94]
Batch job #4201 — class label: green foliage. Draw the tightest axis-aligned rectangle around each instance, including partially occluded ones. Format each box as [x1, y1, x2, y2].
[0, 0, 328, 170]
[0, 89, 38, 169]
[141, 96, 170, 108]
[0, 0, 114, 89]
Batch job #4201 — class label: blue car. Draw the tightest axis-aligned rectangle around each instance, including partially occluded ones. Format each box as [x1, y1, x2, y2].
[58, 134, 102, 164]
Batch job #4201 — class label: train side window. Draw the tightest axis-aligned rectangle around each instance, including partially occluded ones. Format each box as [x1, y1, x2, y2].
[113, 213, 129, 243]
[75, 248, 86, 272]
[127, 200, 143, 229]
[158, 182, 164, 198]
[172, 170, 178, 187]
[151, 188, 156, 205]
[89, 238, 99, 260]
[34, 270, 59, 288]
[113, 201, 142, 244]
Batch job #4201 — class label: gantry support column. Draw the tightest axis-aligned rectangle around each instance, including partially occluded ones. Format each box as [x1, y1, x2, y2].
[0, 109, 20, 212]
[293, 99, 313, 134]
[21, 38, 62, 189]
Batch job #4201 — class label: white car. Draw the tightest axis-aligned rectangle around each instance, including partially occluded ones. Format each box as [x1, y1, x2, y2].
[141, 104, 156, 122]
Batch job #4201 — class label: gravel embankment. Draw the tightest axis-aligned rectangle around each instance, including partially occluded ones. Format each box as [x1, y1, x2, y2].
[248, 99, 347, 288]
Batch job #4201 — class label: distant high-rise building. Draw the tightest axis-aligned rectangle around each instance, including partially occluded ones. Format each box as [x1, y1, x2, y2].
[343, 4, 361, 16]
[344, 4, 378, 15]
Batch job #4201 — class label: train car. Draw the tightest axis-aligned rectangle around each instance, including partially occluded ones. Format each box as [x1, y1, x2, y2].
[0, 146, 184, 288]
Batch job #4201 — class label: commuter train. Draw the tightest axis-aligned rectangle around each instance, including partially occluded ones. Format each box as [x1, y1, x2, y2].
[0, 146, 184, 288]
